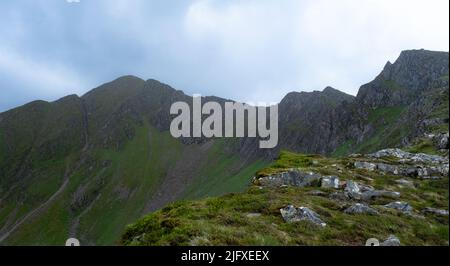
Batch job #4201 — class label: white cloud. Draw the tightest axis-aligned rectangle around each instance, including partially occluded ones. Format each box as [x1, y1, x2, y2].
[183, 0, 449, 98]
[0, 46, 88, 98]
[0, 0, 448, 110]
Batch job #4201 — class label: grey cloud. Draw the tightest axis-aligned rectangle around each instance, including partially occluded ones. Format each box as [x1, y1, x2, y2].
[0, 0, 448, 111]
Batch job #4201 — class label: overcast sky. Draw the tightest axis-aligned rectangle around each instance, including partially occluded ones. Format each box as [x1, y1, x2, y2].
[0, 0, 448, 111]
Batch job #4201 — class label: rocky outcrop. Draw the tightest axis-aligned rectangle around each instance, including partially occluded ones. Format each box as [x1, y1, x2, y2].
[357, 49, 449, 108]
[369, 148, 448, 164]
[384, 201, 413, 214]
[256, 169, 344, 190]
[354, 148, 449, 179]
[280, 205, 326, 227]
[255, 169, 322, 188]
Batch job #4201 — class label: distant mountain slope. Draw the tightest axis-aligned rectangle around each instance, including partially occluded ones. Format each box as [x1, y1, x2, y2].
[0, 49, 448, 245]
[0, 77, 266, 245]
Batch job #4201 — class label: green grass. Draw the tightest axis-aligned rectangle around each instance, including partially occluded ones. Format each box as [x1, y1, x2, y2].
[75, 124, 185, 245]
[406, 138, 439, 155]
[255, 151, 323, 177]
[332, 140, 354, 157]
[367, 106, 405, 125]
[122, 185, 448, 246]
[428, 88, 449, 121]
[354, 106, 407, 153]
[2, 122, 267, 245]
[122, 148, 448, 246]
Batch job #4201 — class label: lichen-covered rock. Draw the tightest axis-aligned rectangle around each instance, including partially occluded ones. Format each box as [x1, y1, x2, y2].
[344, 203, 379, 215]
[280, 205, 326, 227]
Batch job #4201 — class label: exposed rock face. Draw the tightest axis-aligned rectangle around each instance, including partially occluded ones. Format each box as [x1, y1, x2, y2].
[280, 205, 326, 227]
[256, 169, 345, 190]
[256, 169, 322, 188]
[344, 203, 379, 215]
[276, 87, 355, 154]
[357, 50, 449, 108]
[354, 149, 449, 179]
[369, 148, 448, 165]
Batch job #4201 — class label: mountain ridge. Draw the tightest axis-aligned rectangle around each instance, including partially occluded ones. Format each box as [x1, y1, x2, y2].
[0, 48, 448, 245]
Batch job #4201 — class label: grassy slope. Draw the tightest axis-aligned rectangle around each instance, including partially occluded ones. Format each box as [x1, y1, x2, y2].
[122, 151, 448, 246]
[3, 124, 266, 245]
[183, 139, 267, 199]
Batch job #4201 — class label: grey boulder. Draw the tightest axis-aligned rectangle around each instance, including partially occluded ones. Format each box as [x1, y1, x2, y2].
[345, 180, 360, 194]
[380, 235, 401, 246]
[354, 162, 377, 171]
[384, 201, 413, 213]
[344, 203, 379, 215]
[257, 169, 322, 188]
[280, 205, 326, 227]
[321, 176, 340, 189]
[361, 190, 401, 201]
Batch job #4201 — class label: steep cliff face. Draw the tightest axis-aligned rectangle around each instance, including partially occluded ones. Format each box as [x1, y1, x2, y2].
[323, 49, 448, 155]
[276, 87, 355, 154]
[357, 49, 448, 108]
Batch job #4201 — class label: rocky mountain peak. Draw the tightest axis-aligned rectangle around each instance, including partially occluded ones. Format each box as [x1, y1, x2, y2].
[357, 49, 449, 108]
[378, 49, 449, 90]
[281, 87, 354, 107]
